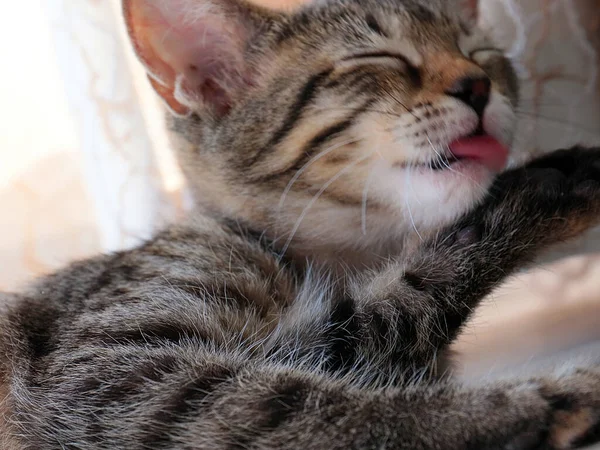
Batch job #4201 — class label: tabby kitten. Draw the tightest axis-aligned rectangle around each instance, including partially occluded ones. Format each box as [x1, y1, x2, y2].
[2, 0, 600, 448]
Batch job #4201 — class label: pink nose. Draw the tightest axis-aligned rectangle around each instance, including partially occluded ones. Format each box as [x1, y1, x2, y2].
[445, 75, 491, 118]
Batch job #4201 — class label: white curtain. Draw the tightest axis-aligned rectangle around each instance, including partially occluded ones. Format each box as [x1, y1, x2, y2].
[1, 0, 600, 370]
[0, 0, 189, 289]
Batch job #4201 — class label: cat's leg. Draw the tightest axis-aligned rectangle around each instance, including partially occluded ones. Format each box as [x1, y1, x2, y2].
[316, 146, 600, 375]
[23, 348, 600, 450]
[188, 362, 600, 450]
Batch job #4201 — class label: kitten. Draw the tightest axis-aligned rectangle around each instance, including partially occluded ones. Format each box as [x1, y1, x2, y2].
[1, 0, 600, 448]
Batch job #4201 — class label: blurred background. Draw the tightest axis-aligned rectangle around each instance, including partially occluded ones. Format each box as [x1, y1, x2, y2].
[1, 0, 600, 376]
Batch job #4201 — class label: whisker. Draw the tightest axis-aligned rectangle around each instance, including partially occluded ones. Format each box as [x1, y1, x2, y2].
[279, 153, 373, 259]
[444, 144, 492, 197]
[516, 95, 579, 107]
[426, 135, 452, 171]
[314, 106, 406, 119]
[406, 160, 422, 206]
[277, 137, 362, 213]
[514, 111, 600, 137]
[404, 165, 423, 242]
[425, 134, 490, 198]
[386, 90, 420, 120]
[361, 164, 376, 236]
[444, 143, 487, 190]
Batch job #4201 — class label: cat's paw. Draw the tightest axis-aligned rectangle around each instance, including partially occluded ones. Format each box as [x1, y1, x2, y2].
[524, 146, 600, 177]
[483, 146, 600, 243]
[508, 368, 600, 450]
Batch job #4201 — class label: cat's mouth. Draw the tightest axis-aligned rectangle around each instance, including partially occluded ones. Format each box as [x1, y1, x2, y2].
[429, 153, 461, 171]
[427, 131, 509, 173]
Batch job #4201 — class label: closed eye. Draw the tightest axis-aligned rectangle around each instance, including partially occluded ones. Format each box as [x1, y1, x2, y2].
[343, 50, 411, 62]
[339, 51, 421, 84]
[469, 47, 504, 62]
[341, 51, 414, 67]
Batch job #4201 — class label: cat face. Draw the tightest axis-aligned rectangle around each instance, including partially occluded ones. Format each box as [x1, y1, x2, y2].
[125, 0, 519, 257]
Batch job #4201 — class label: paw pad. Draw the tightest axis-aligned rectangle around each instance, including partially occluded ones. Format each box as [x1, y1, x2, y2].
[550, 408, 595, 449]
[454, 226, 481, 246]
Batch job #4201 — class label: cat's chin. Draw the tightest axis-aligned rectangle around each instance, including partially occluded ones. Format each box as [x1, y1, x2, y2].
[374, 159, 497, 232]
[382, 133, 510, 230]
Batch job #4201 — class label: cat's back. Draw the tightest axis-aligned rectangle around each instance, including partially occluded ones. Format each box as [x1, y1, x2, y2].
[1, 214, 294, 354]
[0, 216, 298, 447]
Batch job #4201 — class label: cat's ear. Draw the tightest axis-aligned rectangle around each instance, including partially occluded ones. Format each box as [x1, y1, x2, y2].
[457, 0, 479, 24]
[123, 0, 276, 117]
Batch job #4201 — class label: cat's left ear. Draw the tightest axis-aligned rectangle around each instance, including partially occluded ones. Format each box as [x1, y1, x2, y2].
[457, 0, 479, 24]
[123, 0, 279, 117]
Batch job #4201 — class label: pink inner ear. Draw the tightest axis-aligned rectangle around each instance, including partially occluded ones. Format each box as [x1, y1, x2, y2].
[126, 0, 255, 115]
[461, 0, 479, 21]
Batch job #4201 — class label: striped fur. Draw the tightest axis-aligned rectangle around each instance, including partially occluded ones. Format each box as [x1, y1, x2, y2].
[2, 0, 600, 448]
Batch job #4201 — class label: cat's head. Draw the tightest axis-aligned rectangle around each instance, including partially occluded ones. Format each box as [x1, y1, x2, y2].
[125, 0, 519, 260]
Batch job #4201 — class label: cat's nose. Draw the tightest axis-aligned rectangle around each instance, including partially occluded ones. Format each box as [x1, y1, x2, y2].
[445, 75, 491, 118]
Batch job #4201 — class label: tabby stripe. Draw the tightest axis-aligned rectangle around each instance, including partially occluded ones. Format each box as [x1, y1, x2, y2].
[248, 68, 334, 168]
[316, 190, 364, 206]
[305, 115, 359, 155]
[84, 319, 211, 347]
[326, 297, 361, 373]
[168, 279, 280, 318]
[302, 98, 375, 156]
[260, 379, 308, 429]
[228, 378, 309, 449]
[324, 66, 378, 90]
[336, 52, 421, 88]
[140, 365, 236, 448]
[83, 353, 181, 442]
[89, 355, 180, 402]
[256, 100, 374, 182]
[274, 12, 312, 45]
[365, 13, 389, 37]
[18, 298, 60, 359]
[218, 217, 310, 281]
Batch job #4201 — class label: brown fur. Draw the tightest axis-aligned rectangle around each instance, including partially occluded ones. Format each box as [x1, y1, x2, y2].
[1, 0, 600, 448]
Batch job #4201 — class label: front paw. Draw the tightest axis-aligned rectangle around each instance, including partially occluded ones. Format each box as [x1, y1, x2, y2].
[483, 146, 600, 243]
[490, 367, 600, 450]
[531, 368, 600, 450]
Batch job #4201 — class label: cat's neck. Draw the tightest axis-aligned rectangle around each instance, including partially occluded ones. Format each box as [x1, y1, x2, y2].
[189, 184, 428, 275]
[279, 233, 423, 276]
[215, 212, 421, 276]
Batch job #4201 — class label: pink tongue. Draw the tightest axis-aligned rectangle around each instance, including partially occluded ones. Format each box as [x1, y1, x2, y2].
[449, 135, 509, 172]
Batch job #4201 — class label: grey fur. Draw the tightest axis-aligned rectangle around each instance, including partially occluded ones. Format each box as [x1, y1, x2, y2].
[1, 1, 600, 449]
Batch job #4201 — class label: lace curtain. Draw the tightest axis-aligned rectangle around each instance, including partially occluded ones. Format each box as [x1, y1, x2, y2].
[2, 0, 599, 370]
